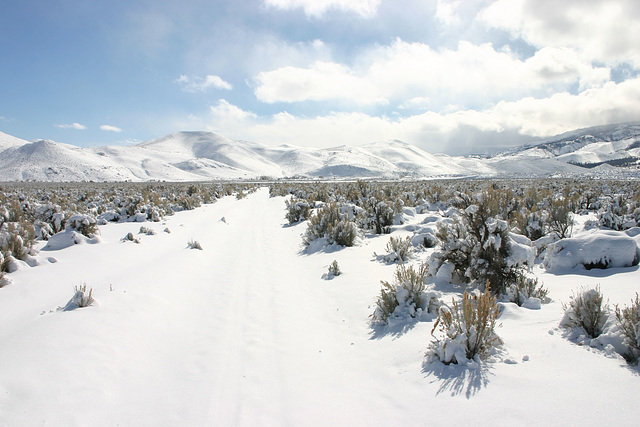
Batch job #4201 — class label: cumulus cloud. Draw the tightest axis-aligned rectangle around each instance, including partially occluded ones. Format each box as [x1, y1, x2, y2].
[263, 0, 380, 18]
[478, 0, 640, 67]
[255, 61, 386, 105]
[176, 74, 232, 92]
[254, 39, 609, 108]
[100, 124, 122, 132]
[55, 122, 87, 130]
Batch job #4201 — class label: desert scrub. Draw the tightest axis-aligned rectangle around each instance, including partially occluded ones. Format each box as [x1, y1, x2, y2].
[614, 294, 640, 364]
[506, 272, 549, 307]
[303, 202, 358, 247]
[187, 239, 203, 250]
[371, 263, 440, 324]
[0, 221, 35, 263]
[59, 284, 95, 310]
[561, 286, 608, 338]
[430, 205, 516, 294]
[378, 236, 413, 264]
[427, 283, 502, 365]
[139, 226, 156, 235]
[121, 232, 140, 244]
[285, 197, 311, 225]
[328, 260, 341, 277]
[65, 213, 99, 237]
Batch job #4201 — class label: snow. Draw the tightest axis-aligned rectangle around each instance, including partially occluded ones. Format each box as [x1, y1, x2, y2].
[1, 188, 640, 425]
[544, 229, 640, 271]
[2, 121, 640, 182]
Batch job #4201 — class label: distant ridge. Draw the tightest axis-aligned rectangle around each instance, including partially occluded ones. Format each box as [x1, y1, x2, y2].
[1, 122, 639, 182]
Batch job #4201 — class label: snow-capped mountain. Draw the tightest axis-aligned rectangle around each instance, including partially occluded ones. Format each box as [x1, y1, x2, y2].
[489, 122, 640, 169]
[1, 122, 639, 182]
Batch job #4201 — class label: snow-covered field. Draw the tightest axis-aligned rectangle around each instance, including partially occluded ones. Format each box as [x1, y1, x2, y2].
[1, 188, 639, 426]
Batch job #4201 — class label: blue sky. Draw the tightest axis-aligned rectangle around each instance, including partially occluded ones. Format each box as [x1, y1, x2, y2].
[1, 0, 639, 154]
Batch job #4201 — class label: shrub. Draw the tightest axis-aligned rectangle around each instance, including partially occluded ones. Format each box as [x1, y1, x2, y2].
[139, 226, 156, 235]
[432, 204, 516, 294]
[368, 200, 394, 234]
[371, 263, 439, 324]
[328, 260, 341, 277]
[303, 202, 358, 247]
[614, 294, 640, 364]
[506, 272, 549, 307]
[514, 209, 547, 241]
[121, 232, 140, 244]
[0, 221, 35, 263]
[60, 284, 95, 310]
[427, 283, 502, 365]
[285, 198, 311, 225]
[380, 236, 413, 264]
[561, 286, 608, 338]
[187, 239, 203, 250]
[547, 198, 573, 239]
[65, 213, 99, 237]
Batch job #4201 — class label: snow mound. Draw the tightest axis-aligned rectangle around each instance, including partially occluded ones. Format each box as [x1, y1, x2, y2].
[42, 229, 101, 251]
[544, 230, 640, 271]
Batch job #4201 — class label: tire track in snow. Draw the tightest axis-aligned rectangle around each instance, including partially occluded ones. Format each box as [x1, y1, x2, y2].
[204, 189, 290, 425]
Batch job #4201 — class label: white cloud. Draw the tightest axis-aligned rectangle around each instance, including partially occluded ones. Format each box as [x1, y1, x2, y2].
[176, 74, 232, 92]
[197, 78, 640, 153]
[255, 61, 386, 105]
[55, 122, 87, 130]
[263, 0, 380, 18]
[254, 39, 609, 108]
[435, 0, 462, 26]
[100, 124, 122, 132]
[478, 0, 640, 67]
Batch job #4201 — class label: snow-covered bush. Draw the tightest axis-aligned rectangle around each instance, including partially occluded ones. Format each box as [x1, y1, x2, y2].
[543, 231, 639, 271]
[139, 226, 156, 235]
[187, 239, 203, 250]
[614, 294, 640, 364]
[371, 263, 440, 324]
[60, 284, 95, 310]
[430, 203, 516, 294]
[561, 286, 608, 338]
[427, 284, 502, 365]
[303, 202, 358, 247]
[505, 272, 549, 307]
[325, 260, 341, 279]
[121, 232, 140, 244]
[378, 236, 413, 264]
[0, 270, 10, 288]
[65, 213, 99, 237]
[285, 197, 311, 225]
[366, 199, 395, 235]
[514, 209, 547, 241]
[0, 221, 35, 265]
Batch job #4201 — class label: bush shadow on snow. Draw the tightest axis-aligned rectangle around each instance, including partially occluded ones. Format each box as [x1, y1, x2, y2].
[421, 359, 494, 399]
[300, 237, 346, 255]
[368, 318, 419, 340]
[548, 264, 639, 278]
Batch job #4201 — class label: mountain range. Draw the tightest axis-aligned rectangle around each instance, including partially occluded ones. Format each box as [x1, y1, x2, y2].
[1, 122, 639, 182]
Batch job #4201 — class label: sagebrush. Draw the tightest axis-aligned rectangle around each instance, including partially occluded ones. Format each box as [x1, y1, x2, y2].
[371, 263, 439, 324]
[561, 286, 608, 338]
[614, 293, 640, 364]
[427, 283, 502, 365]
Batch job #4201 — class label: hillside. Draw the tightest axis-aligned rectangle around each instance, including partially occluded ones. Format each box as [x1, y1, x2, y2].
[1, 122, 639, 181]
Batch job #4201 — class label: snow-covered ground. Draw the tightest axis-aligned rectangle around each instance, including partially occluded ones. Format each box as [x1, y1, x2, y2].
[1, 188, 639, 426]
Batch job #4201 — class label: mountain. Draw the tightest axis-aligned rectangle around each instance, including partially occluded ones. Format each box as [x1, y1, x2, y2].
[1, 122, 639, 182]
[489, 122, 640, 169]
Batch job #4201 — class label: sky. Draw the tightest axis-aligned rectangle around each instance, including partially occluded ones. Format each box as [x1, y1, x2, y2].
[1, 0, 639, 155]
